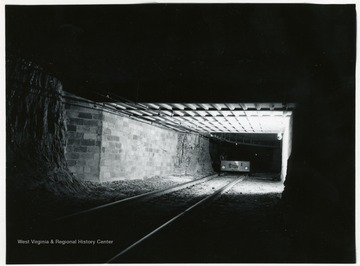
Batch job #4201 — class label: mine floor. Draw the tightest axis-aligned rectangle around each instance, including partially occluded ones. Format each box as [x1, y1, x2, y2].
[7, 173, 306, 263]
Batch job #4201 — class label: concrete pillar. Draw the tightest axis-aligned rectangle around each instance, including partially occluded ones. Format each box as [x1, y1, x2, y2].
[281, 115, 293, 181]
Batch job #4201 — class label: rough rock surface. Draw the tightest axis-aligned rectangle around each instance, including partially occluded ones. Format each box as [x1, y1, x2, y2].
[280, 82, 355, 261]
[175, 133, 214, 176]
[6, 56, 87, 196]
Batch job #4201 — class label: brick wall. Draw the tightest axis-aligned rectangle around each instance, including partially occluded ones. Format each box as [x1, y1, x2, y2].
[64, 94, 214, 182]
[64, 94, 102, 181]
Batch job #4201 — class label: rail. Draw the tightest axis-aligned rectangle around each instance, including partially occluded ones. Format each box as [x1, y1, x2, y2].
[107, 176, 245, 262]
[54, 173, 218, 221]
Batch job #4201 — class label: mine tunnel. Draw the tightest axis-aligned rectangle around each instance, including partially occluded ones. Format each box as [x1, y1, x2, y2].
[5, 4, 355, 264]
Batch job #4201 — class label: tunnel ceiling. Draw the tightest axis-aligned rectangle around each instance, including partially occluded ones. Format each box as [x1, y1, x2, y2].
[5, 4, 356, 103]
[109, 102, 294, 135]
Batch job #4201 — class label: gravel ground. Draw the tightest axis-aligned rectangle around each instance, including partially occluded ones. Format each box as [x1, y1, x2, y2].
[9, 172, 289, 263]
[216, 175, 284, 215]
[115, 174, 289, 263]
[134, 175, 242, 214]
[43, 174, 214, 219]
[47, 173, 277, 219]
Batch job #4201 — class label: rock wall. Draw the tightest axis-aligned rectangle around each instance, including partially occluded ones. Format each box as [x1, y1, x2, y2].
[281, 86, 355, 261]
[174, 133, 214, 176]
[6, 55, 214, 189]
[6, 56, 83, 195]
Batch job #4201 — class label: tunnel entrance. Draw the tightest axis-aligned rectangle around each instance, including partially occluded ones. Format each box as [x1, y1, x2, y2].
[107, 102, 294, 181]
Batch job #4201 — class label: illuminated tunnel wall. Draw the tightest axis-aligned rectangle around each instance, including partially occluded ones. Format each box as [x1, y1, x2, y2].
[63, 93, 290, 181]
[281, 115, 293, 181]
[64, 93, 215, 182]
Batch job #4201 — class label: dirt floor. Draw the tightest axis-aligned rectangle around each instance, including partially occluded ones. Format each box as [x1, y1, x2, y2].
[8, 172, 299, 263]
[115, 174, 293, 263]
[31, 174, 211, 220]
[53, 173, 279, 220]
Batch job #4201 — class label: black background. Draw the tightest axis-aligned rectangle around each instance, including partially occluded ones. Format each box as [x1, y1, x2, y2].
[6, 4, 356, 103]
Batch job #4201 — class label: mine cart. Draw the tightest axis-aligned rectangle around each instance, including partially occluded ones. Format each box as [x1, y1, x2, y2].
[220, 160, 250, 173]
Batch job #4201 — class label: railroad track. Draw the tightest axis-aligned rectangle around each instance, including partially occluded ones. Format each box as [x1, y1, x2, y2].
[106, 175, 245, 263]
[54, 173, 218, 221]
[15, 174, 247, 264]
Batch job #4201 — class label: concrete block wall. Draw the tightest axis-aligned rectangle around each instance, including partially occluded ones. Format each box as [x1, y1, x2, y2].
[100, 111, 179, 181]
[64, 94, 102, 181]
[63, 94, 214, 182]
